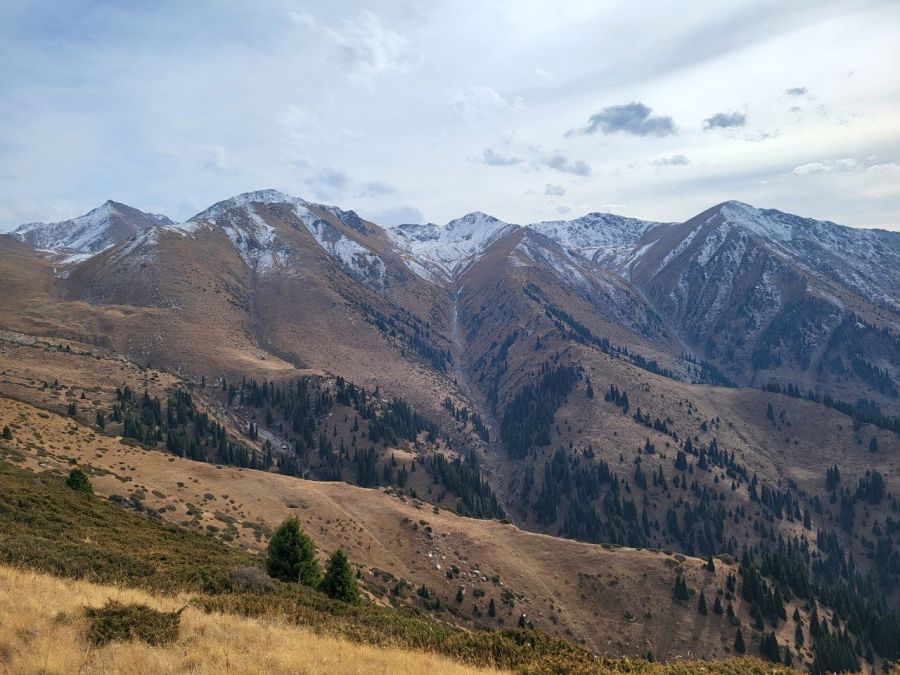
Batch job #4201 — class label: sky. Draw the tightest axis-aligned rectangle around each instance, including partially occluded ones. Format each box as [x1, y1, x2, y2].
[1, 0, 899, 231]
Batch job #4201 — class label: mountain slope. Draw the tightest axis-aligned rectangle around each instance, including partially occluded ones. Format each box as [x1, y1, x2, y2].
[12, 200, 173, 255]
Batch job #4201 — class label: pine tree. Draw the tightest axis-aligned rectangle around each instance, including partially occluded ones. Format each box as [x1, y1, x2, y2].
[488, 598, 496, 617]
[698, 589, 708, 615]
[1, 425, 11, 440]
[65, 467, 92, 494]
[266, 517, 320, 586]
[734, 626, 746, 653]
[713, 595, 724, 615]
[320, 549, 359, 604]
[673, 574, 689, 601]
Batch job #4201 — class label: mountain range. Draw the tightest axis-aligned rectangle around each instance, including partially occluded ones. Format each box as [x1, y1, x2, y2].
[1, 189, 898, 667]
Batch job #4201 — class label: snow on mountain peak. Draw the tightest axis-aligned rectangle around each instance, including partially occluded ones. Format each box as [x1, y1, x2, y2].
[12, 200, 172, 253]
[190, 189, 309, 222]
[388, 211, 516, 281]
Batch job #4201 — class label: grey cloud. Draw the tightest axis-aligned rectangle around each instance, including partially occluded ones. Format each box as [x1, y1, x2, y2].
[544, 183, 566, 196]
[703, 111, 747, 130]
[654, 154, 690, 166]
[479, 148, 523, 166]
[568, 102, 676, 137]
[542, 154, 591, 176]
[785, 87, 808, 96]
[359, 181, 395, 197]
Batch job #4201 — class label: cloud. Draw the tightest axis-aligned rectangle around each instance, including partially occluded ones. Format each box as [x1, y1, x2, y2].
[556, 204, 572, 215]
[535, 67, 553, 80]
[358, 181, 396, 197]
[654, 154, 690, 166]
[785, 87, 808, 96]
[542, 153, 591, 176]
[363, 204, 424, 226]
[567, 102, 676, 137]
[544, 183, 566, 196]
[477, 148, 523, 166]
[867, 162, 900, 175]
[448, 86, 516, 120]
[703, 111, 747, 130]
[744, 129, 781, 143]
[299, 10, 418, 83]
[791, 158, 857, 175]
[197, 145, 237, 173]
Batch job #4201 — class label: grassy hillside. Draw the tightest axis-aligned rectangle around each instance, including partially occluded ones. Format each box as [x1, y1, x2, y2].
[0, 458, 805, 674]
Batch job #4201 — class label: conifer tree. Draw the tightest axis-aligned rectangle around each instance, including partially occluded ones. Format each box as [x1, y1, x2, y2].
[698, 589, 708, 615]
[1, 425, 11, 440]
[266, 517, 320, 586]
[320, 549, 359, 604]
[66, 467, 93, 494]
[734, 626, 746, 653]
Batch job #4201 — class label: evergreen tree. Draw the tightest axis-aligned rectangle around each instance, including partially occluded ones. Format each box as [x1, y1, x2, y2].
[713, 595, 724, 615]
[65, 467, 92, 494]
[1, 425, 11, 440]
[734, 626, 746, 653]
[488, 598, 496, 617]
[266, 517, 320, 586]
[698, 589, 708, 615]
[320, 549, 359, 604]
[673, 574, 690, 601]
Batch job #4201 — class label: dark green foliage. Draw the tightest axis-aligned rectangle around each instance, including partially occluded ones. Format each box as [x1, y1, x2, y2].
[811, 631, 860, 675]
[758, 631, 781, 663]
[320, 549, 359, 604]
[1, 425, 11, 440]
[673, 574, 690, 602]
[698, 589, 708, 615]
[426, 451, 503, 519]
[266, 517, 320, 587]
[85, 601, 181, 646]
[500, 363, 580, 458]
[734, 627, 746, 653]
[66, 467, 92, 494]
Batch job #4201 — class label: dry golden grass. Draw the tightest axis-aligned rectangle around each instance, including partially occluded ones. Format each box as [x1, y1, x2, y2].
[0, 565, 503, 675]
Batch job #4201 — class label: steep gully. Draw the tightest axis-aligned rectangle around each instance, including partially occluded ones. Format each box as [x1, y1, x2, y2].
[449, 286, 514, 520]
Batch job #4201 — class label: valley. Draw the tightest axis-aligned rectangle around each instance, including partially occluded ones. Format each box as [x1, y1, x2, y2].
[0, 190, 897, 672]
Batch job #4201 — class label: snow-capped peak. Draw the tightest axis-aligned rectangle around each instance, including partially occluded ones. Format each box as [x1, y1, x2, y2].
[530, 211, 663, 266]
[388, 211, 517, 281]
[12, 200, 173, 253]
[190, 189, 309, 222]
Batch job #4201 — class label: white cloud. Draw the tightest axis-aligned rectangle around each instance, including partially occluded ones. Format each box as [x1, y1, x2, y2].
[303, 10, 419, 84]
[791, 158, 858, 175]
[448, 86, 516, 120]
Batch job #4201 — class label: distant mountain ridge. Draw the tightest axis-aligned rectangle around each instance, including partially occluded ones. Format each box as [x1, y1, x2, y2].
[12, 200, 172, 254]
[8, 189, 900, 410]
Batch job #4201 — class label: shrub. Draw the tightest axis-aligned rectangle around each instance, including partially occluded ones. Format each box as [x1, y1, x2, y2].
[66, 467, 92, 495]
[320, 549, 359, 604]
[85, 601, 182, 646]
[228, 565, 274, 593]
[266, 517, 320, 586]
[1, 425, 12, 440]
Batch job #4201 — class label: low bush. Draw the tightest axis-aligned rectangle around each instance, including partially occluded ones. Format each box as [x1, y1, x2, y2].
[85, 601, 182, 646]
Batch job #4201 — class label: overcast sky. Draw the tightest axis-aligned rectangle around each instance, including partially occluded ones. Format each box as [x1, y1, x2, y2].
[1, 0, 899, 231]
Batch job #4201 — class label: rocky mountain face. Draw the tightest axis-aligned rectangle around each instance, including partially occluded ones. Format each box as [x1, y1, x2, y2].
[12, 200, 173, 256]
[2, 189, 899, 665]
[9, 191, 900, 410]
